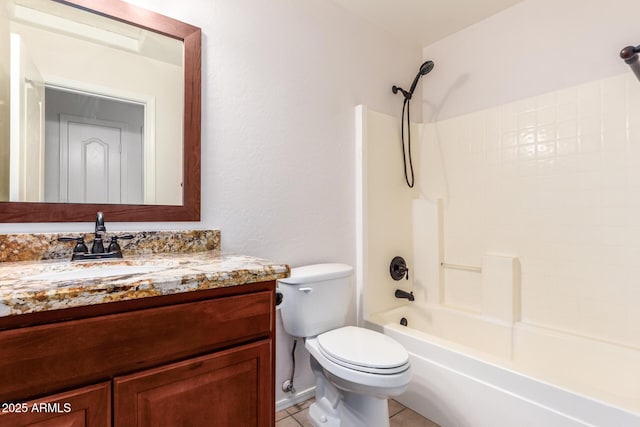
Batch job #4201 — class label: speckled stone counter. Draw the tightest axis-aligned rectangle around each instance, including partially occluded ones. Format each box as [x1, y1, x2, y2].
[0, 251, 290, 317]
[0, 230, 221, 262]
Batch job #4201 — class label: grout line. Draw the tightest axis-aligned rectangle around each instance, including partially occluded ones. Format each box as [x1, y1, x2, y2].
[390, 407, 407, 419]
[276, 415, 303, 427]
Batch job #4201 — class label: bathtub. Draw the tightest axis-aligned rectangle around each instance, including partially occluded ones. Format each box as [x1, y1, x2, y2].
[365, 305, 640, 427]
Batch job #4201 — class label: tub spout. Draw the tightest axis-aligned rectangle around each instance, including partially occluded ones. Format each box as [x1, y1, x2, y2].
[395, 289, 414, 301]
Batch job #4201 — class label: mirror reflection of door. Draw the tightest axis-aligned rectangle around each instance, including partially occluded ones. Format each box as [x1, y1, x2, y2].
[44, 87, 144, 204]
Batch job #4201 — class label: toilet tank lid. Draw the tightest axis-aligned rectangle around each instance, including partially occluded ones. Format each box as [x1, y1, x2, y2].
[279, 263, 353, 285]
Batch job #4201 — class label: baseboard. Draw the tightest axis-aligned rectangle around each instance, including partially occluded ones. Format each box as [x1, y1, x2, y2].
[275, 386, 316, 412]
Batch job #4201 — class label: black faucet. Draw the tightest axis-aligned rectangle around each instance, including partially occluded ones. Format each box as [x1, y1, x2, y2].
[95, 211, 106, 233]
[58, 212, 134, 261]
[91, 211, 107, 254]
[394, 289, 414, 301]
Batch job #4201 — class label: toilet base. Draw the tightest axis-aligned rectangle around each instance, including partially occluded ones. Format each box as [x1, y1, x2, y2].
[309, 356, 391, 427]
[308, 395, 390, 427]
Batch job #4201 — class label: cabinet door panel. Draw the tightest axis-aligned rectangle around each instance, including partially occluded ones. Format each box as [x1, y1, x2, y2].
[0, 382, 110, 427]
[114, 340, 272, 427]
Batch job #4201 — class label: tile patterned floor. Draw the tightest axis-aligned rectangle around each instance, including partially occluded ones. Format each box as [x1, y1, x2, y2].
[275, 397, 440, 427]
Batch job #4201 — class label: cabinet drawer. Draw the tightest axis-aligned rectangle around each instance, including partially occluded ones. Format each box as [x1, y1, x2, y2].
[0, 290, 272, 401]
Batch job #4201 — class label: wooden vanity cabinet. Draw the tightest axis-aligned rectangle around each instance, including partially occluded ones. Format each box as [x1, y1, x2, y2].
[0, 281, 276, 427]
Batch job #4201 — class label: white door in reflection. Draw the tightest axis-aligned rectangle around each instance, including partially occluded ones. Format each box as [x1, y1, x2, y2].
[44, 87, 145, 204]
[61, 116, 128, 204]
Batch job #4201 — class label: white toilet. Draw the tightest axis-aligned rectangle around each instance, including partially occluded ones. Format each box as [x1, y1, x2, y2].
[278, 264, 411, 427]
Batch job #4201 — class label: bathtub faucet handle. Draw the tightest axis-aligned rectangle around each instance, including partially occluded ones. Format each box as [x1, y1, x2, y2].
[390, 256, 410, 281]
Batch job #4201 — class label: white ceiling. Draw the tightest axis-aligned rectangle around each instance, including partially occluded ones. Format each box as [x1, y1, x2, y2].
[330, 0, 523, 47]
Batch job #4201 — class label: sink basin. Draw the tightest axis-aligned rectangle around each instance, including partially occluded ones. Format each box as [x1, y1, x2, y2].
[23, 265, 168, 282]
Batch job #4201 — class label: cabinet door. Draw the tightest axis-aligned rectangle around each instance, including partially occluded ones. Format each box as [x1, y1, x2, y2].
[0, 382, 110, 427]
[114, 340, 272, 427]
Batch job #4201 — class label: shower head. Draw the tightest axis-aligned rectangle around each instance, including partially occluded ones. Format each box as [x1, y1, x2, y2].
[419, 60, 435, 76]
[620, 45, 640, 82]
[392, 60, 435, 100]
[408, 60, 435, 94]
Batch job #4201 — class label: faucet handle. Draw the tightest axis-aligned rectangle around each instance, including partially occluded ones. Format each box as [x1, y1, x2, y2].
[58, 236, 88, 254]
[390, 256, 410, 281]
[115, 234, 135, 240]
[107, 234, 134, 253]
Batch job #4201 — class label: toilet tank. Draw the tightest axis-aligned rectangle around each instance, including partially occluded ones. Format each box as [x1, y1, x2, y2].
[277, 264, 353, 338]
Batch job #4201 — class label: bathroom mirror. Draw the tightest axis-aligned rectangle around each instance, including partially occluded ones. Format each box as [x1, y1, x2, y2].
[0, 0, 201, 222]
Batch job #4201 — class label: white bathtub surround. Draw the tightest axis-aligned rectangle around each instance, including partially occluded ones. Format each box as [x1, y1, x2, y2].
[412, 199, 441, 305]
[355, 105, 420, 319]
[357, 72, 640, 422]
[481, 255, 520, 323]
[411, 3, 640, 418]
[418, 124, 449, 200]
[429, 72, 640, 351]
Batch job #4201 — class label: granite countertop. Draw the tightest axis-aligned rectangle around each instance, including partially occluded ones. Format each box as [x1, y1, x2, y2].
[0, 251, 290, 317]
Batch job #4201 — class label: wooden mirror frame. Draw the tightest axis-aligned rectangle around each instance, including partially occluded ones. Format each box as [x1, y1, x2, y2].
[0, 0, 201, 222]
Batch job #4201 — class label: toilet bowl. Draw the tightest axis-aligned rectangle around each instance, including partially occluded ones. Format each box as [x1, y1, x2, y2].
[277, 264, 412, 427]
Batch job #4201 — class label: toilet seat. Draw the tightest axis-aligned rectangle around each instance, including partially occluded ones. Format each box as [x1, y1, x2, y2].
[317, 326, 409, 375]
[305, 331, 412, 396]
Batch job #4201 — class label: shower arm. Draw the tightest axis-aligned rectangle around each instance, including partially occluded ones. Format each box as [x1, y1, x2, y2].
[392, 85, 412, 100]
